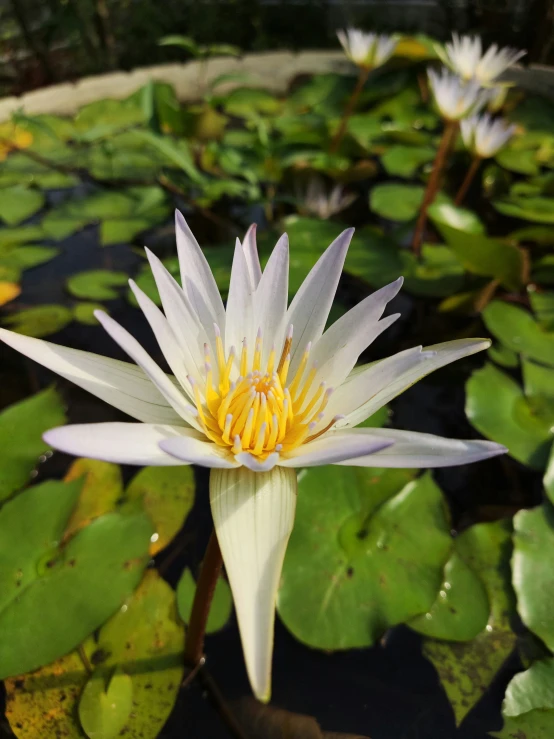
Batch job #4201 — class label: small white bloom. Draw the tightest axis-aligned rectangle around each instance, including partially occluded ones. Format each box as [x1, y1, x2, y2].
[337, 28, 398, 69]
[437, 33, 525, 84]
[298, 177, 357, 220]
[0, 212, 506, 702]
[428, 68, 492, 121]
[461, 113, 516, 158]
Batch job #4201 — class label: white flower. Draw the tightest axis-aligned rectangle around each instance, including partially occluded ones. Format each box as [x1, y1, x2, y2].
[298, 177, 357, 219]
[0, 212, 506, 702]
[337, 28, 398, 69]
[461, 113, 516, 158]
[437, 33, 525, 84]
[428, 68, 492, 121]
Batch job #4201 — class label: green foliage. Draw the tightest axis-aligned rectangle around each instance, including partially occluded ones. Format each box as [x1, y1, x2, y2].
[67, 271, 128, 300]
[177, 568, 232, 633]
[492, 660, 554, 738]
[3, 305, 73, 337]
[0, 388, 66, 502]
[79, 669, 134, 739]
[0, 186, 45, 226]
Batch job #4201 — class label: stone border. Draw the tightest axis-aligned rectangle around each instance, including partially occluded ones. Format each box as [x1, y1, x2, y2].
[0, 51, 350, 122]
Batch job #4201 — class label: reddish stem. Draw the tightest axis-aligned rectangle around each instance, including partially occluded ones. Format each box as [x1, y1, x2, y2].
[329, 66, 370, 154]
[455, 156, 481, 206]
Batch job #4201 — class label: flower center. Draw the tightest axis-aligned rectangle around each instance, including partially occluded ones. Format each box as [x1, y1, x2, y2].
[188, 325, 337, 459]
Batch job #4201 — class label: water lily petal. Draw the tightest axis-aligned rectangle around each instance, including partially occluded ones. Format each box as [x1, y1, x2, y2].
[225, 238, 255, 358]
[287, 228, 354, 375]
[332, 339, 490, 429]
[241, 223, 262, 290]
[94, 310, 201, 429]
[129, 279, 195, 394]
[235, 452, 280, 472]
[175, 210, 226, 331]
[160, 435, 239, 468]
[309, 277, 403, 390]
[210, 466, 297, 701]
[44, 423, 189, 465]
[0, 328, 183, 425]
[279, 431, 394, 467]
[254, 233, 289, 366]
[145, 247, 205, 378]
[336, 428, 507, 467]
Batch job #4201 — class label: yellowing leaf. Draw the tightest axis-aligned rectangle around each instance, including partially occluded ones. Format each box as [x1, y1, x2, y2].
[0, 281, 21, 305]
[64, 458, 124, 537]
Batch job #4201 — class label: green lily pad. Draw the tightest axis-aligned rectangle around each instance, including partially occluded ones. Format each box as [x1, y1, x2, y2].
[75, 96, 146, 137]
[488, 344, 519, 368]
[79, 668, 133, 739]
[380, 145, 435, 178]
[0, 244, 59, 271]
[428, 201, 485, 235]
[222, 87, 281, 117]
[63, 458, 124, 537]
[513, 504, 554, 652]
[0, 478, 153, 678]
[94, 570, 184, 739]
[73, 302, 106, 325]
[66, 270, 128, 300]
[496, 148, 540, 176]
[0, 225, 45, 246]
[408, 550, 490, 641]
[465, 362, 552, 470]
[176, 568, 232, 633]
[3, 304, 73, 337]
[369, 183, 425, 222]
[124, 465, 195, 555]
[0, 387, 66, 502]
[0, 186, 45, 226]
[509, 225, 554, 246]
[494, 196, 554, 224]
[503, 659, 554, 717]
[483, 300, 554, 366]
[491, 709, 554, 738]
[528, 288, 554, 331]
[522, 358, 554, 400]
[544, 446, 554, 505]
[401, 244, 465, 297]
[278, 469, 451, 650]
[422, 520, 516, 726]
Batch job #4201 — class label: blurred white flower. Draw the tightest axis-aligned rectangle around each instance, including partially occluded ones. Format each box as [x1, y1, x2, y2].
[337, 28, 398, 69]
[298, 177, 357, 219]
[437, 33, 525, 85]
[461, 113, 516, 158]
[428, 68, 492, 121]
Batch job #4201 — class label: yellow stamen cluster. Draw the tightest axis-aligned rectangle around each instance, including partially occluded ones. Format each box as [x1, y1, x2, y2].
[189, 325, 336, 459]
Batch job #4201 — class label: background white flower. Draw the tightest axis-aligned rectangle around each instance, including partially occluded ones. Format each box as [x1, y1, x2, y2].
[0, 212, 506, 702]
[428, 68, 492, 121]
[337, 28, 398, 69]
[298, 176, 357, 219]
[437, 33, 525, 85]
[461, 113, 516, 158]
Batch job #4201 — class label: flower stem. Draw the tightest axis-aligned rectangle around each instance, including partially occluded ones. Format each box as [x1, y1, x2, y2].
[455, 156, 481, 206]
[411, 120, 458, 256]
[184, 529, 223, 667]
[329, 66, 370, 154]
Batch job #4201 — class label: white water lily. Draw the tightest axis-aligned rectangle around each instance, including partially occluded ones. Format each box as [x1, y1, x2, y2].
[436, 33, 525, 85]
[428, 68, 492, 121]
[461, 113, 516, 158]
[337, 28, 398, 69]
[298, 176, 357, 220]
[0, 212, 506, 701]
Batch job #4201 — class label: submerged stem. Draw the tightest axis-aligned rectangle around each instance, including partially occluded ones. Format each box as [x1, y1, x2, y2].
[183, 529, 223, 667]
[329, 66, 371, 154]
[455, 156, 481, 206]
[411, 120, 458, 256]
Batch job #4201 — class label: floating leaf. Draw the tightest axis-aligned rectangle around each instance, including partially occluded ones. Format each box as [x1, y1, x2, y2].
[496, 148, 540, 175]
[176, 568, 232, 633]
[494, 196, 554, 224]
[491, 709, 554, 738]
[0, 387, 66, 502]
[66, 270, 128, 301]
[0, 244, 59, 270]
[0, 225, 44, 246]
[483, 300, 554, 366]
[466, 362, 552, 470]
[3, 304, 73, 337]
[94, 570, 184, 739]
[73, 302, 106, 325]
[0, 186, 45, 226]
[528, 288, 554, 331]
[64, 458, 124, 537]
[369, 183, 425, 222]
[278, 469, 450, 649]
[503, 659, 554, 717]
[0, 281, 20, 305]
[380, 145, 435, 178]
[0, 479, 152, 678]
[422, 520, 516, 726]
[222, 87, 280, 117]
[408, 550, 489, 641]
[79, 669, 133, 739]
[401, 244, 465, 298]
[124, 466, 195, 555]
[513, 504, 554, 652]
[5, 640, 92, 739]
[488, 343, 519, 368]
[428, 201, 485, 235]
